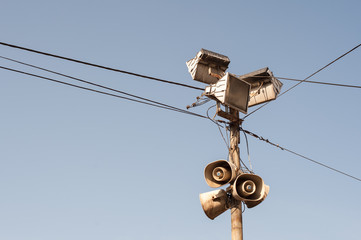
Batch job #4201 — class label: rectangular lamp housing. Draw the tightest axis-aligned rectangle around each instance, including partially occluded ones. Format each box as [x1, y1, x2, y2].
[186, 49, 230, 84]
[239, 67, 283, 107]
[205, 73, 251, 114]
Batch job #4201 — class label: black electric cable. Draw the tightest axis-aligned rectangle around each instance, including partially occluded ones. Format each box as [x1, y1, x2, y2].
[243, 43, 361, 119]
[241, 127, 253, 173]
[2, 64, 359, 182]
[1, 43, 359, 182]
[241, 128, 361, 182]
[0, 55, 204, 118]
[206, 105, 229, 150]
[0, 41, 204, 91]
[0, 65, 207, 119]
[277, 77, 361, 89]
[238, 74, 361, 89]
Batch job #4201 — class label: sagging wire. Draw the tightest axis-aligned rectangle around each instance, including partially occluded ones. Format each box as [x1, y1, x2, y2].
[206, 103, 253, 174]
[239, 154, 252, 174]
[218, 121, 230, 151]
[242, 128, 361, 182]
[206, 104, 229, 151]
[240, 126, 254, 173]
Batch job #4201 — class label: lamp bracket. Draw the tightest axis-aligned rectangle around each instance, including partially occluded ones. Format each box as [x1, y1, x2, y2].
[216, 102, 243, 124]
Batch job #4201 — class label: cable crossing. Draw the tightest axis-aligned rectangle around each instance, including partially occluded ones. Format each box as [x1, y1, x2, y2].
[241, 128, 361, 182]
[1, 42, 360, 182]
[243, 43, 361, 119]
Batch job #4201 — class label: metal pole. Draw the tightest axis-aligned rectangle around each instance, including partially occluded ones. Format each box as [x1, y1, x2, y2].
[228, 108, 243, 240]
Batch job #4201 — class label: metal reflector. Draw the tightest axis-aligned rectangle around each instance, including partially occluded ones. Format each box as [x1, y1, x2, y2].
[239, 67, 283, 107]
[186, 49, 230, 84]
[204, 73, 251, 114]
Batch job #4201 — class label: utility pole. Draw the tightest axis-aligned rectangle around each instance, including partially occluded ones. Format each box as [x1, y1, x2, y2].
[228, 108, 243, 240]
[187, 48, 279, 240]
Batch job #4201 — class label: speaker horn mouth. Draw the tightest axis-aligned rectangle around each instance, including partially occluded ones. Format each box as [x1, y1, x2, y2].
[240, 180, 256, 197]
[212, 167, 231, 182]
[204, 160, 237, 188]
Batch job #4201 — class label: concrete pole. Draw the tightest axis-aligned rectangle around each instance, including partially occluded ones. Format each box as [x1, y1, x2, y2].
[228, 108, 243, 240]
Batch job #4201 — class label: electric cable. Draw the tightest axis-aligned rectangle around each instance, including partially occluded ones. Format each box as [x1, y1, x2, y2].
[276, 77, 361, 89]
[0, 55, 204, 118]
[241, 128, 361, 182]
[0, 65, 208, 119]
[2, 64, 359, 182]
[206, 104, 229, 150]
[0, 41, 204, 91]
[238, 74, 361, 89]
[241, 127, 253, 173]
[1, 43, 359, 182]
[206, 104, 250, 173]
[243, 43, 361, 119]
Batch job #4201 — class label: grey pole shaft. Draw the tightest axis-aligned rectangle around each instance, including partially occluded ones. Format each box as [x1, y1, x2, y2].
[228, 109, 243, 240]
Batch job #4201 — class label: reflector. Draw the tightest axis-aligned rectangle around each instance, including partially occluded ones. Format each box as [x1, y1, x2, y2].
[204, 73, 251, 114]
[186, 49, 230, 84]
[239, 67, 283, 107]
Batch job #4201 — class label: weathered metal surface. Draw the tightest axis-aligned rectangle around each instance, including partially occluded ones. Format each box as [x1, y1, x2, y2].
[186, 49, 230, 84]
[239, 67, 283, 107]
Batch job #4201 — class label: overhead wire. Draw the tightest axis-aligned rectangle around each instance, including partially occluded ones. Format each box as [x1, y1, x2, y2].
[238, 74, 361, 89]
[0, 41, 204, 91]
[1, 42, 359, 182]
[206, 104, 250, 173]
[0, 55, 205, 119]
[206, 104, 229, 150]
[241, 127, 253, 173]
[276, 77, 361, 89]
[0, 65, 208, 119]
[4, 62, 358, 181]
[241, 128, 361, 182]
[243, 43, 361, 119]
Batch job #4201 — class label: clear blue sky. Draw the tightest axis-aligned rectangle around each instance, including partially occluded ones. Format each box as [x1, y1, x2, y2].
[0, 1, 360, 240]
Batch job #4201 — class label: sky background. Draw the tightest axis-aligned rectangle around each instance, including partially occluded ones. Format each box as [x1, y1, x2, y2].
[0, 1, 360, 240]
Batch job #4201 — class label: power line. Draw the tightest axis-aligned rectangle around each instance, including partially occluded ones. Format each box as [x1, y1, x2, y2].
[0, 55, 205, 118]
[239, 74, 361, 89]
[1, 44, 359, 182]
[243, 43, 361, 119]
[0, 41, 204, 91]
[241, 128, 361, 182]
[2, 64, 358, 182]
[0, 65, 207, 119]
[277, 77, 361, 89]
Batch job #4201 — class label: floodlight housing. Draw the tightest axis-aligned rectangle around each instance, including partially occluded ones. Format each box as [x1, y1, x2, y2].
[204, 73, 251, 114]
[186, 49, 230, 84]
[239, 67, 283, 107]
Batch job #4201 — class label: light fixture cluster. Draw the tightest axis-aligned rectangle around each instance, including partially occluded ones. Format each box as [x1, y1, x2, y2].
[187, 49, 283, 114]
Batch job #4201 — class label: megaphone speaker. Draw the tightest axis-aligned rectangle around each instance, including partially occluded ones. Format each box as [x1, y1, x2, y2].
[232, 173, 269, 208]
[204, 160, 237, 188]
[199, 189, 230, 220]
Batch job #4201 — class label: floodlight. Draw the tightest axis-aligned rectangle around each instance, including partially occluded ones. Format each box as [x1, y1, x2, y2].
[239, 67, 283, 107]
[186, 49, 230, 84]
[204, 73, 251, 114]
